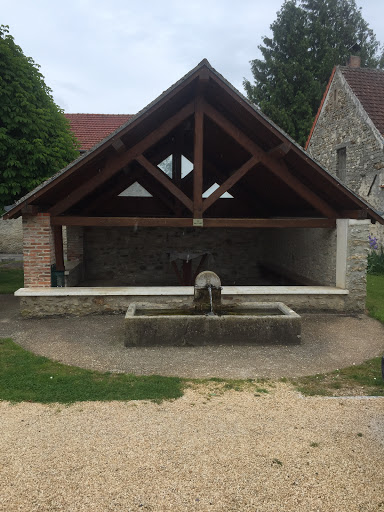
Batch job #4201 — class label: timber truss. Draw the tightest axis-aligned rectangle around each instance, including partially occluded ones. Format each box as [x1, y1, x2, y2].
[6, 60, 382, 232]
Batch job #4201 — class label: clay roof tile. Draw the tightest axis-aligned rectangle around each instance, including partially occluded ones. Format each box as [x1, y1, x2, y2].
[340, 66, 384, 136]
[64, 113, 134, 150]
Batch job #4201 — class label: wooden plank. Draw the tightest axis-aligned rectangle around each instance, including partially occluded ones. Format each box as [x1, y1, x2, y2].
[268, 142, 292, 159]
[341, 209, 369, 219]
[51, 216, 336, 228]
[136, 155, 193, 212]
[203, 101, 339, 219]
[53, 225, 65, 271]
[51, 217, 194, 227]
[202, 218, 336, 228]
[193, 95, 204, 218]
[112, 138, 126, 153]
[202, 156, 259, 212]
[49, 102, 194, 216]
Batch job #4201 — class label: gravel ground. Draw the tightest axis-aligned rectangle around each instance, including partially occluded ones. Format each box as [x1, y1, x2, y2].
[1, 296, 384, 378]
[1, 385, 383, 511]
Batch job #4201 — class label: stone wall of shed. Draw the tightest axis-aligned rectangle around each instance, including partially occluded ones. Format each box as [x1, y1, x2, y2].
[261, 228, 337, 286]
[0, 218, 23, 253]
[344, 220, 370, 312]
[307, 68, 384, 242]
[83, 227, 264, 286]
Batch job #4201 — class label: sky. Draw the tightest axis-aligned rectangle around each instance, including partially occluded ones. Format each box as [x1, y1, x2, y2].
[3, 0, 384, 114]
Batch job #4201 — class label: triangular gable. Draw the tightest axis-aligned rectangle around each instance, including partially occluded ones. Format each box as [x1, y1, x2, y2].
[4, 59, 383, 226]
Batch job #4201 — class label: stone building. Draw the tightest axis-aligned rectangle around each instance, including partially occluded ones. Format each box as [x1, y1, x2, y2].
[306, 57, 384, 240]
[3, 60, 383, 316]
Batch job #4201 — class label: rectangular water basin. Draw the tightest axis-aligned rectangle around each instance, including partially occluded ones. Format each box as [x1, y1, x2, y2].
[124, 302, 301, 346]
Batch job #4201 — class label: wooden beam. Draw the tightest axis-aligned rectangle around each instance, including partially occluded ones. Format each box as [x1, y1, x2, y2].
[136, 174, 177, 214]
[112, 138, 126, 153]
[341, 209, 369, 219]
[202, 156, 259, 212]
[51, 217, 194, 227]
[203, 101, 339, 219]
[202, 218, 337, 228]
[81, 169, 140, 214]
[193, 96, 204, 218]
[51, 216, 336, 228]
[49, 102, 194, 216]
[181, 147, 268, 216]
[268, 142, 292, 159]
[53, 225, 65, 272]
[136, 155, 193, 212]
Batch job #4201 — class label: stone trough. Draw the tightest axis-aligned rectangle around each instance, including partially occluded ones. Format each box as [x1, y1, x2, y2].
[124, 272, 301, 347]
[124, 301, 301, 346]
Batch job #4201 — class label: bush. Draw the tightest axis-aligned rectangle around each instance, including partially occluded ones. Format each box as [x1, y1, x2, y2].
[367, 235, 384, 275]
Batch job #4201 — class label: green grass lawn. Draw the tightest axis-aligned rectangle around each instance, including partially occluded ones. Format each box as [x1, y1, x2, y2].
[290, 356, 384, 397]
[0, 267, 23, 294]
[292, 273, 384, 397]
[0, 338, 183, 404]
[366, 274, 384, 323]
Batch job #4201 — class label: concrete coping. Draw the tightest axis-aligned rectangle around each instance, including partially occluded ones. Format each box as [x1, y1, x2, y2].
[14, 286, 349, 297]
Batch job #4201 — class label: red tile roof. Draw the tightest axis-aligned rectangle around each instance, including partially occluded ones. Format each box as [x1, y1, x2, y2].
[340, 66, 384, 136]
[64, 113, 134, 151]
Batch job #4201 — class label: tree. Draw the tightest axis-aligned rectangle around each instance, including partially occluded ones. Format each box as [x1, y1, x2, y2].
[243, 0, 384, 146]
[0, 25, 79, 211]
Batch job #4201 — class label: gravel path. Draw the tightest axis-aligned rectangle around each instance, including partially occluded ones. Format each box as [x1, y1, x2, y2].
[1, 296, 384, 378]
[1, 385, 383, 511]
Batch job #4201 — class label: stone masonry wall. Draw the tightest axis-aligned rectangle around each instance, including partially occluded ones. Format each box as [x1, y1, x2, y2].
[83, 227, 264, 286]
[66, 226, 84, 262]
[307, 67, 384, 243]
[0, 218, 23, 253]
[22, 213, 54, 287]
[261, 228, 337, 286]
[345, 220, 370, 312]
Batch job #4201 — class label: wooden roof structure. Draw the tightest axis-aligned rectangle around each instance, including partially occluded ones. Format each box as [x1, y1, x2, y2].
[5, 60, 384, 228]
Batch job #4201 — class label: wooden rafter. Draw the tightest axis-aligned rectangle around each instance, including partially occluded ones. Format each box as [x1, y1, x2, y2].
[202, 156, 259, 212]
[51, 216, 336, 228]
[136, 173, 177, 214]
[136, 155, 193, 212]
[82, 168, 140, 214]
[268, 142, 292, 159]
[49, 102, 194, 216]
[203, 101, 339, 219]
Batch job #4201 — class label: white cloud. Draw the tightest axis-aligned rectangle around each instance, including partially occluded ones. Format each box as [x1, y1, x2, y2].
[3, 0, 384, 114]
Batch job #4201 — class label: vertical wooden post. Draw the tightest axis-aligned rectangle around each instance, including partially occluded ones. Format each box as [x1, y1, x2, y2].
[172, 130, 182, 185]
[193, 95, 204, 219]
[53, 225, 65, 272]
[173, 130, 183, 216]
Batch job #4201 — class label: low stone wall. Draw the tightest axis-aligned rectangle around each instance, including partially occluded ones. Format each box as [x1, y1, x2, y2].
[261, 228, 337, 286]
[0, 218, 23, 254]
[18, 290, 348, 318]
[83, 227, 264, 286]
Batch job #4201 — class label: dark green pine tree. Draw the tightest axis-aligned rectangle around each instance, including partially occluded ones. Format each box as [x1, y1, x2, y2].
[0, 25, 79, 211]
[244, 0, 384, 147]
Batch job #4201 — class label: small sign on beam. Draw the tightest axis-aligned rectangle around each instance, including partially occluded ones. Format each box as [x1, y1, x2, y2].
[193, 218, 204, 227]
